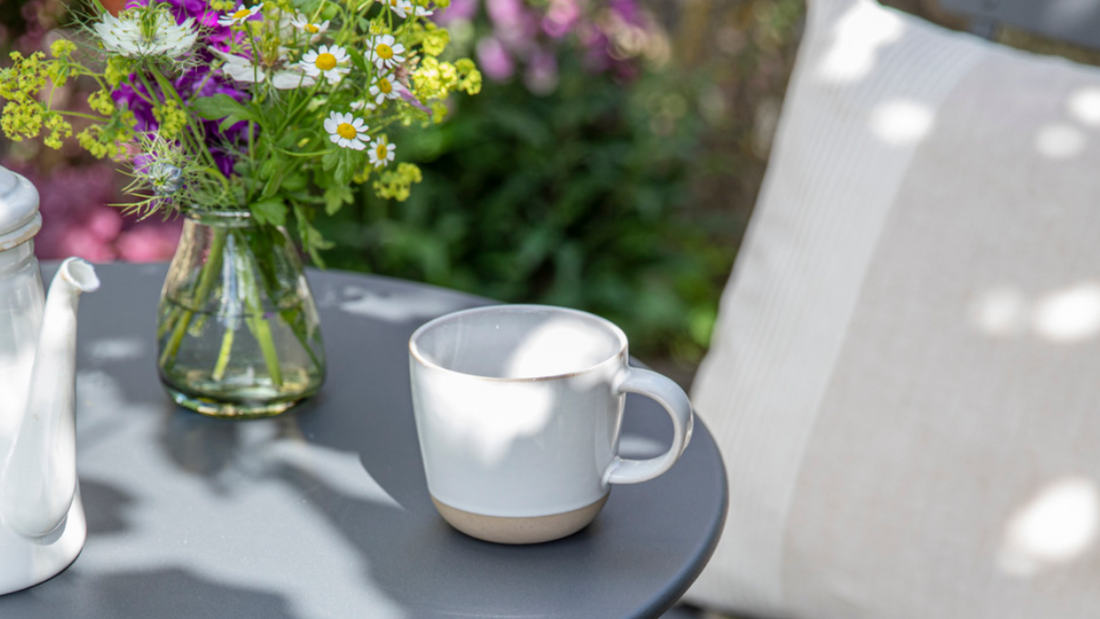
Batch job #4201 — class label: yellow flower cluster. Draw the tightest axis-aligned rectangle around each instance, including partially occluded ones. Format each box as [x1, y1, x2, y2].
[372, 162, 423, 202]
[153, 99, 188, 140]
[105, 56, 132, 88]
[0, 101, 42, 143]
[412, 57, 482, 124]
[42, 114, 73, 149]
[454, 59, 482, 95]
[50, 39, 76, 61]
[88, 90, 116, 116]
[0, 52, 51, 142]
[77, 114, 136, 159]
[415, 22, 450, 57]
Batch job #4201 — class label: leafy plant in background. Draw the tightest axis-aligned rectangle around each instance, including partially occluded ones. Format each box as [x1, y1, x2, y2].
[318, 0, 730, 364]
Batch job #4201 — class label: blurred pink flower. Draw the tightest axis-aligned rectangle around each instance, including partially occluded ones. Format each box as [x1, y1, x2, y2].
[433, 0, 478, 24]
[85, 208, 124, 241]
[524, 50, 559, 95]
[486, 0, 526, 28]
[542, 0, 581, 38]
[459, 0, 652, 93]
[4, 161, 181, 264]
[116, 222, 185, 262]
[477, 36, 515, 80]
[58, 227, 117, 262]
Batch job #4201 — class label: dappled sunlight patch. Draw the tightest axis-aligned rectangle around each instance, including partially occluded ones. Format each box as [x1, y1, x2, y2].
[334, 286, 469, 323]
[87, 337, 145, 362]
[869, 100, 934, 146]
[818, 0, 904, 83]
[969, 286, 1028, 337]
[968, 282, 1100, 343]
[999, 476, 1100, 577]
[1067, 87, 1100, 127]
[1035, 122, 1087, 159]
[1032, 282, 1100, 342]
[425, 374, 557, 466]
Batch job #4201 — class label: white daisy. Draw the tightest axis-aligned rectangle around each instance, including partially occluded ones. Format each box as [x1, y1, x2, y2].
[271, 70, 317, 89]
[368, 136, 396, 168]
[94, 13, 197, 59]
[350, 99, 377, 112]
[384, 0, 410, 18]
[300, 44, 352, 85]
[369, 72, 401, 105]
[289, 13, 330, 37]
[324, 112, 369, 150]
[217, 4, 262, 27]
[387, 0, 434, 17]
[366, 34, 405, 71]
[210, 47, 316, 89]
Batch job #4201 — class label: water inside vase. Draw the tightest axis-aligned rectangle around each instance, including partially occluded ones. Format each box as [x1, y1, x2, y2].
[157, 294, 324, 416]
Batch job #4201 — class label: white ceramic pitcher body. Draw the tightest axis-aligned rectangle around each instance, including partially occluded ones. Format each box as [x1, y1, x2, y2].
[0, 166, 98, 595]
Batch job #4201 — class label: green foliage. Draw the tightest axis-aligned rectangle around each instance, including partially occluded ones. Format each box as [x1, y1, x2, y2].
[318, 53, 731, 362]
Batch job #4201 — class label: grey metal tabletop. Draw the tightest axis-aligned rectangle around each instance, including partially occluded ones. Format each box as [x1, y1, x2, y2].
[1, 262, 727, 619]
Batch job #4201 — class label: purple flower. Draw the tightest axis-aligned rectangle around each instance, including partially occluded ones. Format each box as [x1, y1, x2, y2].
[487, 0, 539, 49]
[179, 67, 251, 176]
[476, 37, 515, 81]
[113, 67, 250, 177]
[111, 81, 157, 132]
[542, 0, 581, 39]
[433, 0, 478, 25]
[523, 49, 558, 95]
[486, 0, 525, 28]
[609, 0, 644, 27]
[110, 0, 253, 177]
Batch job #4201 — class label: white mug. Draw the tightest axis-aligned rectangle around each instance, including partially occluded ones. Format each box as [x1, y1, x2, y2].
[408, 304, 694, 544]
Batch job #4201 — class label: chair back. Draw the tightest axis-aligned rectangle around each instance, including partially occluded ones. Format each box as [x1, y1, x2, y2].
[940, 0, 1100, 48]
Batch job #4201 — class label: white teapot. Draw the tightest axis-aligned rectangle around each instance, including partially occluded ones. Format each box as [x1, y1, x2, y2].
[0, 165, 98, 595]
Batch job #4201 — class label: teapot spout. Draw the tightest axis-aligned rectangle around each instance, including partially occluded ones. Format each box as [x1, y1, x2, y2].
[0, 258, 98, 539]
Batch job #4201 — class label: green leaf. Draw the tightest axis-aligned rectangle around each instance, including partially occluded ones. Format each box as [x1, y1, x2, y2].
[260, 158, 278, 178]
[335, 154, 352, 186]
[194, 94, 252, 121]
[282, 173, 307, 191]
[219, 114, 249, 132]
[323, 185, 354, 216]
[348, 47, 369, 76]
[322, 150, 339, 172]
[251, 197, 286, 227]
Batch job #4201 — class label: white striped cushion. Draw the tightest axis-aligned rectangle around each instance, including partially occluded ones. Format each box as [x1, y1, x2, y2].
[687, 1, 1100, 617]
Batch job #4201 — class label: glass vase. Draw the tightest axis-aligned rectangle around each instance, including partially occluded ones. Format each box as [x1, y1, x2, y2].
[156, 210, 326, 418]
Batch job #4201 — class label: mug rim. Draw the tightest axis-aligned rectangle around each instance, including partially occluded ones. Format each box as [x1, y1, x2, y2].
[408, 304, 629, 383]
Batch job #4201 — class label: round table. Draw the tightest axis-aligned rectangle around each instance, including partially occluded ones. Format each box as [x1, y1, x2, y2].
[1, 263, 727, 619]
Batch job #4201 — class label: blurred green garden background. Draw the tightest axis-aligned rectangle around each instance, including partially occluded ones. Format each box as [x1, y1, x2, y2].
[1, 0, 1056, 384]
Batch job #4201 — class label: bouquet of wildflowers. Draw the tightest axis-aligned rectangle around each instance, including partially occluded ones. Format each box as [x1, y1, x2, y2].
[0, 0, 481, 263]
[1, 0, 481, 414]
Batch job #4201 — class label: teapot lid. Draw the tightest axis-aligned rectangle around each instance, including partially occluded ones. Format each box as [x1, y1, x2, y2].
[0, 166, 42, 250]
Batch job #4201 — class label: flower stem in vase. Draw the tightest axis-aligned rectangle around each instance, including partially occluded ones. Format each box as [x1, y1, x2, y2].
[159, 226, 228, 369]
[239, 237, 284, 387]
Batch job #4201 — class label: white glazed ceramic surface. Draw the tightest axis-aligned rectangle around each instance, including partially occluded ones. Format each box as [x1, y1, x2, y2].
[409, 305, 694, 522]
[0, 167, 42, 251]
[0, 168, 99, 595]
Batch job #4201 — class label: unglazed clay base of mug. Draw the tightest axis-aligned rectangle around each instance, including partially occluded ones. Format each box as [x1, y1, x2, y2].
[432, 494, 610, 545]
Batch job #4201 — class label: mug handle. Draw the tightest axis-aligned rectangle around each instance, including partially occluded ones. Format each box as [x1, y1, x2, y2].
[603, 367, 695, 485]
